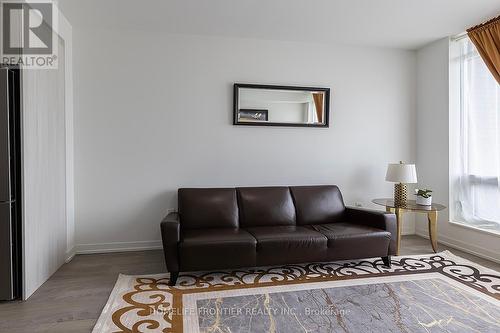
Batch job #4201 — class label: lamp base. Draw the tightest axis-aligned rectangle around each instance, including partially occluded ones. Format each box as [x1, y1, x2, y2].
[394, 183, 407, 207]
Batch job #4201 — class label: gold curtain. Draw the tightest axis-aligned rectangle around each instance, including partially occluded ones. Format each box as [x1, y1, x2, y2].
[467, 15, 500, 84]
[312, 93, 324, 123]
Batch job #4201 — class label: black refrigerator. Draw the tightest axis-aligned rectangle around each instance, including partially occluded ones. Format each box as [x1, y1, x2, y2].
[0, 65, 22, 301]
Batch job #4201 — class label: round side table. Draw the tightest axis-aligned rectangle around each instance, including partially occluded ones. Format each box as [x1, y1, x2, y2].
[372, 198, 446, 255]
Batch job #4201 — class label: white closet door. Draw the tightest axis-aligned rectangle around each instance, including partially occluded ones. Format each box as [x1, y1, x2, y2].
[23, 36, 67, 298]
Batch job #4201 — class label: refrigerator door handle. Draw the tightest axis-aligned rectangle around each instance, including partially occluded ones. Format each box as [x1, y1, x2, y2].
[0, 68, 11, 202]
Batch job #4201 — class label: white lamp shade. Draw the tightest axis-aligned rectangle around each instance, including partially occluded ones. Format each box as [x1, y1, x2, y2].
[385, 163, 417, 183]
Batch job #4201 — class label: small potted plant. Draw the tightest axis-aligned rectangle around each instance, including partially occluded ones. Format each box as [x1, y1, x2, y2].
[415, 189, 432, 205]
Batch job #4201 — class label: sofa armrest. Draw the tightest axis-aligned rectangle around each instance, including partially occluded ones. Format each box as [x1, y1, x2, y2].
[160, 212, 180, 272]
[345, 207, 397, 255]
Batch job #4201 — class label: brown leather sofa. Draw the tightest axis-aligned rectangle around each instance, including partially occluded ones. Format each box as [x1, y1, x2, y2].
[161, 185, 397, 285]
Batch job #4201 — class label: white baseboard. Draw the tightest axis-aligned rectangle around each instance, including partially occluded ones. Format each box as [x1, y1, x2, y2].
[65, 247, 76, 263]
[73, 227, 417, 256]
[415, 228, 500, 264]
[75, 240, 163, 254]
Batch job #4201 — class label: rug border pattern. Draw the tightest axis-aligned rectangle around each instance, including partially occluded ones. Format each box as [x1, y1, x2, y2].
[92, 251, 500, 333]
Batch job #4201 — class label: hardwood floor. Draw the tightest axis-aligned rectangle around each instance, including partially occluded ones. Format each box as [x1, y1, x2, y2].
[0, 251, 166, 333]
[0, 235, 498, 332]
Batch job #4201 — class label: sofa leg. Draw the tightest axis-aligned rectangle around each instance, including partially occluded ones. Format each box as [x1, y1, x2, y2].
[382, 256, 392, 268]
[169, 271, 179, 286]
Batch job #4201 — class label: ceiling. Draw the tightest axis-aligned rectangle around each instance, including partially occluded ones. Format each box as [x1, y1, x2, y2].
[58, 0, 500, 50]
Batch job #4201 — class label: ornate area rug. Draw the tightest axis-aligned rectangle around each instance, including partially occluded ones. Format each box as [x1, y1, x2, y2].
[93, 251, 500, 333]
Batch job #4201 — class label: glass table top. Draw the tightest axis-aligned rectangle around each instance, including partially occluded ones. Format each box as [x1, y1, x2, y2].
[372, 198, 446, 212]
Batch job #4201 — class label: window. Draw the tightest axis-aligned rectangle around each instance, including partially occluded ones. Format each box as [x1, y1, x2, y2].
[451, 37, 500, 233]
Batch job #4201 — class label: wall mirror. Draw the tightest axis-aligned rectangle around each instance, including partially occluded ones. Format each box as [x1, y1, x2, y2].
[234, 84, 330, 127]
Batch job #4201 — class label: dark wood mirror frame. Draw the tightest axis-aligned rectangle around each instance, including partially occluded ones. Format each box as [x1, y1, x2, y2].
[233, 83, 330, 128]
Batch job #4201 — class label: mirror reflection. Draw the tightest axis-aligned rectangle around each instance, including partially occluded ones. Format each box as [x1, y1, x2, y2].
[234, 84, 330, 127]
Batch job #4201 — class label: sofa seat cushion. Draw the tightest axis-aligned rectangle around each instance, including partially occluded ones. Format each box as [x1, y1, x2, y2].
[179, 229, 256, 271]
[311, 223, 391, 260]
[245, 226, 328, 265]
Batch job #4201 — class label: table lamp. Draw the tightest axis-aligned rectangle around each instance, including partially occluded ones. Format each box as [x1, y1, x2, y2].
[385, 161, 417, 207]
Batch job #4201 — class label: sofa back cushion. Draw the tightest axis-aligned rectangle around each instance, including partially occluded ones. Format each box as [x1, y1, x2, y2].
[178, 188, 238, 229]
[237, 187, 296, 227]
[290, 185, 345, 225]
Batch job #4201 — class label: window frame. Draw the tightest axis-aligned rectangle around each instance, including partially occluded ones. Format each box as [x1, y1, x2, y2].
[449, 36, 500, 237]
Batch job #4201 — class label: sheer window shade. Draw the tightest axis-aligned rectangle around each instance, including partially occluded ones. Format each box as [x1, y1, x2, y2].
[452, 37, 500, 233]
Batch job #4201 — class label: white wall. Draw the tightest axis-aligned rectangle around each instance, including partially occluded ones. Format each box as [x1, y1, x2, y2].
[416, 38, 500, 263]
[72, 28, 417, 252]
